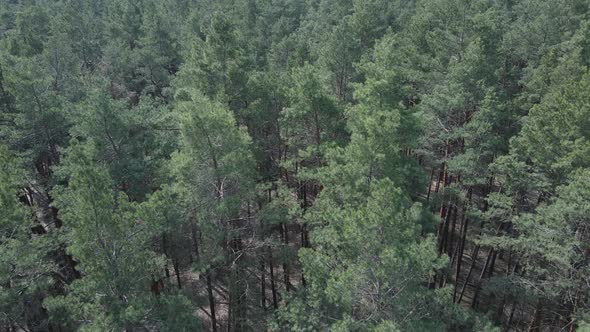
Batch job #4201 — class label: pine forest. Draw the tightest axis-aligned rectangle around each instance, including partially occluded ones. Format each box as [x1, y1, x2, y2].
[1, 0, 590, 331]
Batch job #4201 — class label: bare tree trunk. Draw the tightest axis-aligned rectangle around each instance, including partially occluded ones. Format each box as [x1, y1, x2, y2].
[426, 168, 435, 201]
[207, 271, 217, 332]
[506, 301, 517, 328]
[438, 205, 454, 255]
[496, 297, 506, 324]
[268, 247, 278, 309]
[227, 275, 232, 332]
[453, 217, 469, 303]
[488, 250, 498, 278]
[173, 258, 182, 289]
[192, 226, 200, 259]
[282, 223, 291, 292]
[457, 244, 480, 304]
[261, 260, 266, 310]
[471, 248, 494, 309]
[300, 224, 307, 286]
[434, 166, 443, 194]
[448, 206, 457, 257]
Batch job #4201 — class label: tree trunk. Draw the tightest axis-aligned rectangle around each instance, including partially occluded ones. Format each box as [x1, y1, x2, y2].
[282, 223, 291, 292]
[426, 168, 435, 201]
[207, 271, 217, 332]
[438, 205, 454, 256]
[457, 244, 480, 304]
[268, 246, 278, 309]
[496, 297, 506, 324]
[453, 217, 469, 303]
[300, 224, 307, 286]
[471, 248, 494, 309]
[448, 206, 457, 257]
[488, 250, 498, 278]
[173, 258, 182, 289]
[434, 166, 443, 194]
[192, 226, 200, 259]
[506, 302, 517, 328]
[261, 260, 266, 310]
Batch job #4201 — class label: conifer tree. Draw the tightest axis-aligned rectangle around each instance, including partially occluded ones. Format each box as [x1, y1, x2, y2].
[0, 146, 56, 331]
[170, 89, 255, 331]
[46, 142, 198, 331]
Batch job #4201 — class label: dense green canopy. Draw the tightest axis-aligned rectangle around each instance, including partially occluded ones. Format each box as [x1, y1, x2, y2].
[0, 0, 589, 330]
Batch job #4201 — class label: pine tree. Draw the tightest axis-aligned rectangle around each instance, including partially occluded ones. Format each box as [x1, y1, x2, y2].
[46, 142, 198, 330]
[0, 145, 56, 331]
[170, 89, 256, 331]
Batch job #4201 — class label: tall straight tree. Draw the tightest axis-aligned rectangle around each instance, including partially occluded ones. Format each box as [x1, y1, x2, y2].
[170, 88, 255, 331]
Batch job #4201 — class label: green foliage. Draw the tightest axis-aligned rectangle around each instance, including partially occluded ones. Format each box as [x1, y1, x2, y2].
[1, 0, 589, 330]
[175, 11, 251, 110]
[0, 146, 56, 330]
[172, 89, 255, 215]
[275, 178, 474, 330]
[510, 73, 590, 189]
[48, 143, 198, 330]
[0, 51, 68, 172]
[283, 63, 345, 160]
[65, 86, 176, 199]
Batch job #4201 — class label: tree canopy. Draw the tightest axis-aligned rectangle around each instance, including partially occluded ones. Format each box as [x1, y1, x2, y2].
[1, 0, 589, 330]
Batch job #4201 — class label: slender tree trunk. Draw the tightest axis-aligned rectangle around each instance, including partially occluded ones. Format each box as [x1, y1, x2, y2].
[173, 258, 182, 289]
[207, 271, 217, 332]
[302, 182, 308, 210]
[282, 223, 291, 292]
[268, 246, 278, 309]
[300, 224, 306, 286]
[261, 260, 266, 310]
[228, 274, 233, 332]
[496, 297, 506, 323]
[434, 166, 443, 194]
[426, 168, 434, 202]
[471, 248, 494, 308]
[488, 250, 498, 278]
[506, 301, 517, 328]
[441, 141, 450, 189]
[437, 204, 448, 239]
[448, 206, 457, 256]
[192, 226, 200, 258]
[453, 217, 469, 303]
[228, 237, 243, 332]
[438, 205, 454, 255]
[457, 244, 480, 304]
[472, 221, 505, 307]
[449, 236, 460, 269]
